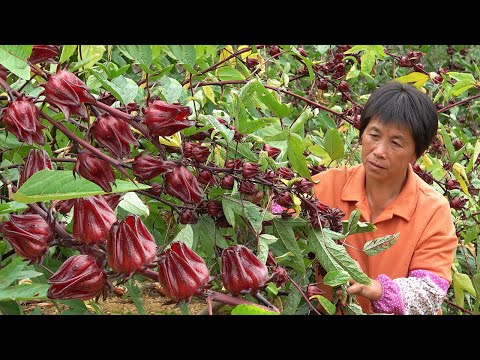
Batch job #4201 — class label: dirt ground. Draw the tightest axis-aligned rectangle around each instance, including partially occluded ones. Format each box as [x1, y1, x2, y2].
[21, 279, 208, 315]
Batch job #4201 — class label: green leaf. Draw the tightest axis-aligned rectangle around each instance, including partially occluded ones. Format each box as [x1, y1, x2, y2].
[125, 279, 145, 315]
[57, 299, 88, 315]
[221, 195, 274, 232]
[287, 133, 311, 179]
[194, 217, 228, 260]
[361, 50, 376, 74]
[343, 302, 365, 315]
[345, 209, 361, 234]
[395, 72, 429, 88]
[231, 303, 279, 315]
[290, 108, 313, 137]
[0, 284, 49, 301]
[323, 270, 351, 287]
[447, 72, 476, 83]
[124, 45, 153, 68]
[0, 45, 32, 80]
[0, 256, 27, 289]
[173, 225, 194, 249]
[438, 123, 455, 161]
[273, 219, 306, 276]
[363, 233, 399, 256]
[283, 282, 302, 315]
[168, 45, 196, 73]
[466, 139, 480, 173]
[346, 63, 360, 80]
[324, 128, 345, 160]
[79, 45, 105, 69]
[453, 271, 476, 297]
[344, 45, 368, 54]
[17, 270, 44, 280]
[12, 169, 150, 204]
[159, 76, 183, 104]
[217, 66, 245, 81]
[344, 220, 376, 235]
[255, 81, 293, 118]
[90, 70, 138, 105]
[118, 192, 149, 218]
[0, 300, 23, 315]
[310, 295, 336, 315]
[258, 234, 278, 264]
[0, 131, 23, 149]
[0, 201, 28, 215]
[199, 115, 234, 142]
[308, 228, 371, 285]
[59, 45, 77, 63]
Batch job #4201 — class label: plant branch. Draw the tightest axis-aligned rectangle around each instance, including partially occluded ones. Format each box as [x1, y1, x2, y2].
[287, 275, 322, 315]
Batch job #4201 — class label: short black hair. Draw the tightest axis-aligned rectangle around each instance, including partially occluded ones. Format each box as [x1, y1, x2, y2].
[359, 81, 438, 158]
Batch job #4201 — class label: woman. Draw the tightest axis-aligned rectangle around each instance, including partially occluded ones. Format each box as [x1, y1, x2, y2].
[312, 81, 457, 314]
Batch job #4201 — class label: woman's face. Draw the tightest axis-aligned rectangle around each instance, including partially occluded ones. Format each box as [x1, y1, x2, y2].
[361, 117, 417, 183]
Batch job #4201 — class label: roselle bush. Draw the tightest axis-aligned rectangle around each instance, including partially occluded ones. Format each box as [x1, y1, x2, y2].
[0, 44, 479, 315]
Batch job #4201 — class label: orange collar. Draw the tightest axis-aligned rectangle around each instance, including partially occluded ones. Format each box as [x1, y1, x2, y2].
[341, 163, 419, 222]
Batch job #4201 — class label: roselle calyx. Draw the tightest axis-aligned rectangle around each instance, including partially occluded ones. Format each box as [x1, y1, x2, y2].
[242, 162, 261, 179]
[0, 214, 53, 262]
[143, 100, 193, 137]
[192, 145, 210, 163]
[28, 45, 60, 64]
[221, 245, 268, 295]
[225, 159, 244, 169]
[179, 209, 197, 224]
[132, 153, 175, 181]
[43, 69, 96, 120]
[107, 215, 157, 275]
[73, 196, 117, 245]
[450, 196, 467, 210]
[90, 113, 139, 158]
[197, 170, 214, 185]
[220, 174, 235, 189]
[207, 200, 223, 217]
[239, 180, 257, 195]
[276, 192, 294, 207]
[164, 166, 204, 204]
[263, 144, 281, 159]
[294, 178, 314, 194]
[47, 255, 107, 300]
[446, 179, 461, 191]
[276, 166, 294, 180]
[18, 149, 53, 187]
[73, 151, 116, 192]
[157, 241, 210, 302]
[2, 96, 46, 146]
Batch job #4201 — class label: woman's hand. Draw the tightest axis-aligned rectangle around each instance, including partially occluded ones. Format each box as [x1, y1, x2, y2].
[337, 279, 383, 302]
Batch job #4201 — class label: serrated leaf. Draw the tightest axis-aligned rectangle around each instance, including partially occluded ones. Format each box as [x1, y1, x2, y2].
[310, 295, 336, 315]
[343, 302, 365, 315]
[361, 50, 376, 74]
[453, 271, 476, 309]
[217, 66, 245, 81]
[323, 270, 351, 287]
[290, 108, 313, 137]
[346, 63, 360, 80]
[17, 270, 44, 279]
[324, 128, 345, 160]
[363, 233, 399, 256]
[231, 303, 279, 315]
[345, 209, 361, 234]
[159, 76, 183, 104]
[255, 81, 293, 118]
[0, 256, 27, 289]
[118, 192, 149, 218]
[344, 45, 368, 54]
[438, 123, 455, 161]
[309, 228, 344, 273]
[0, 284, 49, 301]
[273, 219, 305, 276]
[168, 45, 196, 72]
[173, 225, 194, 249]
[59, 45, 77, 63]
[258, 234, 278, 264]
[287, 133, 311, 180]
[90, 70, 138, 105]
[12, 169, 150, 204]
[124, 45, 152, 68]
[283, 278, 304, 315]
[194, 217, 228, 260]
[447, 72, 476, 83]
[79, 45, 105, 69]
[0, 45, 32, 80]
[395, 72, 429, 88]
[200, 115, 234, 142]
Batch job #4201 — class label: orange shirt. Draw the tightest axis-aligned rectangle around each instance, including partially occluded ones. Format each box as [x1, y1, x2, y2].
[312, 163, 457, 314]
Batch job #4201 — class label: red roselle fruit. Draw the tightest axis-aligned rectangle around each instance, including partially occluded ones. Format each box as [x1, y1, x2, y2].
[263, 144, 281, 159]
[239, 180, 257, 195]
[197, 170, 214, 185]
[157, 241, 210, 302]
[225, 159, 244, 169]
[220, 174, 235, 189]
[276, 166, 294, 180]
[143, 100, 194, 137]
[2, 96, 46, 146]
[294, 178, 314, 194]
[192, 145, 210, 163]
[242, 162, 261, 179]
[43, 69, 96, 120]
[28, 45, 60, 64]
[18, 149, 53, 187]
[221, 245, 269, 295]
[73, 151, 116, 192]
[56, 198, 75, 215]
[179, 209, 197, 224]
[107, 215, 157, 275]
[276, 192, 294, 207]
[90, 113, 139, 158]
[73, 196, 117, 245]
[47, 255, 107, 300]
[246, 57, 259, 69]
[0, 214, 53, 262]
[103, 193, 123, 210]
[450, 196, 467, 210]
[132, 153, 176, 181]
[164, 166, 204, 203]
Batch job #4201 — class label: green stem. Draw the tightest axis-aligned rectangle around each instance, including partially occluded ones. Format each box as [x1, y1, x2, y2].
[179, 300, 190, 315]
